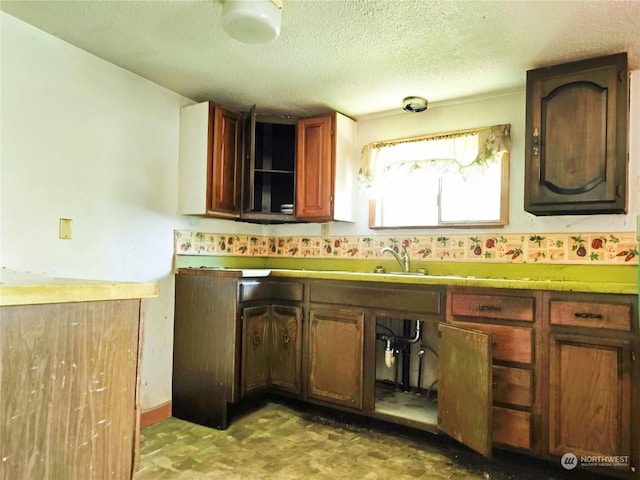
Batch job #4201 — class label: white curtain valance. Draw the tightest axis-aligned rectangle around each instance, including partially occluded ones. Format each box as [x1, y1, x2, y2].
[358, 124, 511, 194]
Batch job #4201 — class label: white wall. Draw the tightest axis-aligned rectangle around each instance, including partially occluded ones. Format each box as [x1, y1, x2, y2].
[0, 12, 262, 411]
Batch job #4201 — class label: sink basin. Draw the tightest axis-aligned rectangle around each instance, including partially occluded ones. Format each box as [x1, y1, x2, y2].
[212, 268, 272, 277]
[239, 269, 271, 277]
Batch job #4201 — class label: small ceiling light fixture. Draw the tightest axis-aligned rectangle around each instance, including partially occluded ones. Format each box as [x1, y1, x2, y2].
[402, 96, 428, 113]
[222, 0, 283, 44]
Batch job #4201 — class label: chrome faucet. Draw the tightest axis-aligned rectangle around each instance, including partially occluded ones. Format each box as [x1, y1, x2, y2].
[379, 246, 410, 273]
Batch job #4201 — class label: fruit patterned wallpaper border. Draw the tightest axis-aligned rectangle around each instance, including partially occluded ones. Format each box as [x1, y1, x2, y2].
[175, 231, 639, 265]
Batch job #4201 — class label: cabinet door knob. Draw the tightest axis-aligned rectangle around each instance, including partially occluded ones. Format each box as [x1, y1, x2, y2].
[252, 334, 261, 345]
[282, 332, 290, 344]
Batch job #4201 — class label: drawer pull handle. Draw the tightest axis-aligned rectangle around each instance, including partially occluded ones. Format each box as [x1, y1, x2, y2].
[479, 304, 502, 312]
[574, 312, 603, 319]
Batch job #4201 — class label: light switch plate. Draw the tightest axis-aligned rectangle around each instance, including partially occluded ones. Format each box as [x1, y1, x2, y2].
[59, 218, 72, 239]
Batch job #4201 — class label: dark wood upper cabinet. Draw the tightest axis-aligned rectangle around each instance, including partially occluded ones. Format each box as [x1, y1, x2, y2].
[178, 102, 242, 218]
[524, 53, 628, 215]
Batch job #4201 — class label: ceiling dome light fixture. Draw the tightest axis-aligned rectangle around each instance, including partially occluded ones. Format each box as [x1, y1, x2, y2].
[402, 96, 428, 113]
[222, 0, 283, 44]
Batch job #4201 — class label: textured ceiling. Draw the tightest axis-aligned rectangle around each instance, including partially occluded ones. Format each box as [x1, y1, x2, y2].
[2, 0, 640, 119]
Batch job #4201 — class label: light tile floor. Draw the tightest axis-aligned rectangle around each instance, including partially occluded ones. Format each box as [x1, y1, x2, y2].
[137, 399, 610, 480]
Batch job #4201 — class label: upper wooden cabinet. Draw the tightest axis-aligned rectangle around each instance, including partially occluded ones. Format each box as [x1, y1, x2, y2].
[180, 104, 356, 223]
[296, 112, 357, 222]
[178, 102, 242, 218]
[242, 107, 298, 223]
[524, 53, 628, 215]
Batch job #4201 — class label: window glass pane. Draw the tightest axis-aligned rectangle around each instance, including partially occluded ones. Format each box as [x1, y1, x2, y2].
[379, 173, 439, 226]
[365, 125, 510, 228]
[440, 160, 502, 223]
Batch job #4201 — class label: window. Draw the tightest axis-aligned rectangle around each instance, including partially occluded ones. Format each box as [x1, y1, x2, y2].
[360, 124, 510, 228]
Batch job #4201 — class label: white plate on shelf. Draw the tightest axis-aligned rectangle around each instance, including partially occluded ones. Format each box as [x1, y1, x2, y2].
[280, 203, 294, 214]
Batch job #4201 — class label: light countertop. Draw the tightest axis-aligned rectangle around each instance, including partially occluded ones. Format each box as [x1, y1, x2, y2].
[268, 269, 637, 294]
[0, 269, 158, 306]
[178, 267, 637, 295]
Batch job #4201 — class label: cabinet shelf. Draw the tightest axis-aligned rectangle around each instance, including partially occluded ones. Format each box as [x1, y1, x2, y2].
[255, 169, 294, 175]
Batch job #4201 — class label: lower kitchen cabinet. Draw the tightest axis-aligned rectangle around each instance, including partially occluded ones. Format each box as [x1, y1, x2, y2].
[438, 323, 493, 457]
[173, 270, 241, 430]
[1, 299, 143, 480]
[307, 307, 365, 409]
[242, 304, 302, 395]
[241, 305, 270, 394]
[548, 334, 632, 458]
[173, 271, 639, 479]
[545, 291, 638, 478]
[446, 287, 540, 454]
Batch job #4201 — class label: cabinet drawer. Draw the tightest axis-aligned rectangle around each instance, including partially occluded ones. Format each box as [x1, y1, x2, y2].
[493, 406, 531, 450]
[239, 281, 303, 303]
[451, 321, 533, 364]
[451, 293, 534, 322]
[493, 366, 532, 407]
[550, 300, 631, 331]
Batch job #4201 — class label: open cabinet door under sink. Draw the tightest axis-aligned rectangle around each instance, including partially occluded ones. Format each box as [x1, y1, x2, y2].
[438, 323, 493, 458]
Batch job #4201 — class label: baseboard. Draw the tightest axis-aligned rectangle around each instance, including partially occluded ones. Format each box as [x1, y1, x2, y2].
[140, 401, 172, 429]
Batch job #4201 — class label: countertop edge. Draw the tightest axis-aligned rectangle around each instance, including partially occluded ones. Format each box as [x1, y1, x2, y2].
[270, 269, 637, 294]
[0, 282, 158, 307]
[175, 267, 637, 294]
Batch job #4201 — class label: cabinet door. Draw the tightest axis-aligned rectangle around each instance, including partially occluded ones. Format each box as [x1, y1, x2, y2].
[241, 305, 270, 395]
[524, 53, 627, 215]
[270, 305, 302, 393]
[243, 105, 257, 214]
[210, 104, 242, 217]
[178, 102, 242, 217]
[308, 307, 364, 409]
[438, 323, 493, 458]
[296, 114, 333, 220]
[549, 333, 632, 459]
